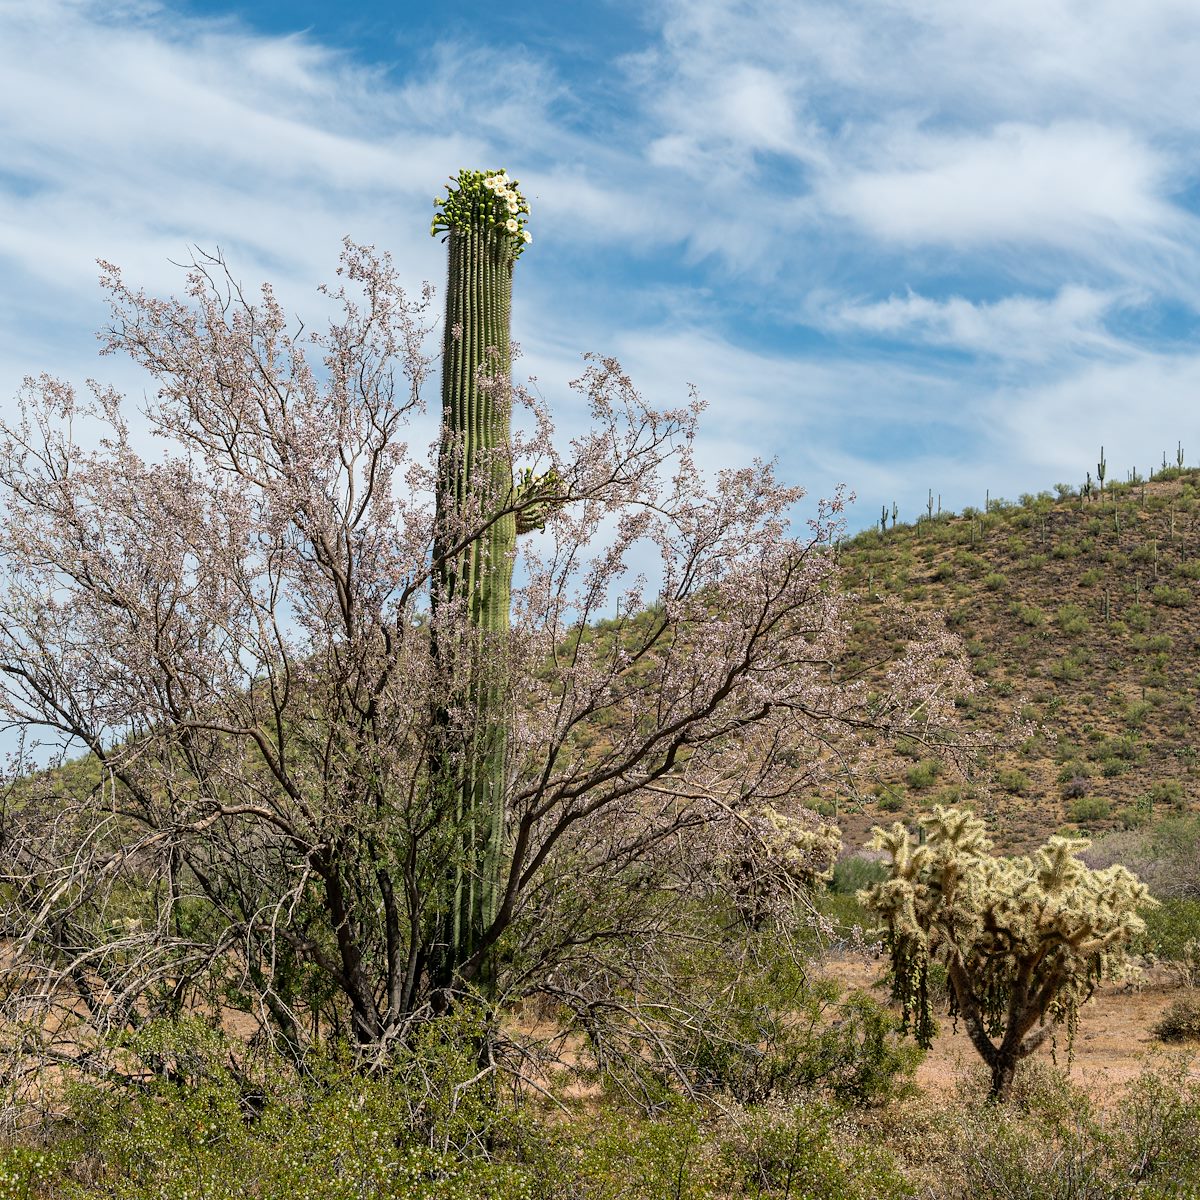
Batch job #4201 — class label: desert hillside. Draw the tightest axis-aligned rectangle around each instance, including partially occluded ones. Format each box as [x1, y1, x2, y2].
[832, 464, 1200, 852]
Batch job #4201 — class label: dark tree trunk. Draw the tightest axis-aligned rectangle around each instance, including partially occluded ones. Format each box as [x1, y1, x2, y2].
[990, 1054, 1017, 1102]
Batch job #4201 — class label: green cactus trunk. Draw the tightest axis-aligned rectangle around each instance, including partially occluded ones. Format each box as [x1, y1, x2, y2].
[429, 217, 517, 1001]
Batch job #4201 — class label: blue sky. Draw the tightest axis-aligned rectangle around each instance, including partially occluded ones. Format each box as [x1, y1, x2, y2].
[3, 0, 1200, 530]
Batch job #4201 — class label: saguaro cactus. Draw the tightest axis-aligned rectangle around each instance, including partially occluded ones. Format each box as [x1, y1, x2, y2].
[428, 169, 533, 1000]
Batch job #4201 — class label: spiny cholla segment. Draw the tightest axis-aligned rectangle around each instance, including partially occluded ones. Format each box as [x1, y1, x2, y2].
[432, 169, 532, 254]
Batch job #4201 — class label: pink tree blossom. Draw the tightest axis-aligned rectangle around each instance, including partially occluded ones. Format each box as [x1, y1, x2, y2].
[0, 242, 974, 1073]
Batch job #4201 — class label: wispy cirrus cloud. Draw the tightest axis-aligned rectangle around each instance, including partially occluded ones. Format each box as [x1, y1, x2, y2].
[632, 0, 1200, 289]
[815, 285, 1132, 364]
[2, 0, 1200, 541]
[824, 122, 1178, 249]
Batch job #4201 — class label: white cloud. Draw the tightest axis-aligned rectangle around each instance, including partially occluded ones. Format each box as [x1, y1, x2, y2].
[825, 122, 1176, 248]
[0, 2, 464, 303]
[997, 353, 1200, 482]
[636, 0, 1200, 284]
[648, 0, 1200, 134]
[818, 284, 1129, 362]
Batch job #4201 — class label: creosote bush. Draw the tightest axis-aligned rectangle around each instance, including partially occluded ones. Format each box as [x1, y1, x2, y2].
[0, 1017, 920, 1200]
[1069, 795, 1111, 823]
[1154, 994, 1200, 1044]
[9, 1044, 1200, 1199]
[551, 921, 920, 1113]
[892, 1061, 1200, 1199]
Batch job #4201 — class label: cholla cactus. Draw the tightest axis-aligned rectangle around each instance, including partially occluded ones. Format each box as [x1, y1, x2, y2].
[726, 803, 841, 929]
[860, 805, 1154, 1100]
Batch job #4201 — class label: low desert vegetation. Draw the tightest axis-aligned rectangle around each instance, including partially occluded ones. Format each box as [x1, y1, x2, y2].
[1, 1022, 1198, 1198]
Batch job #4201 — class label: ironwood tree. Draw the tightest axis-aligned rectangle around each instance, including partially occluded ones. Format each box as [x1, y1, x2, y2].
[0, 187, 970, 1085]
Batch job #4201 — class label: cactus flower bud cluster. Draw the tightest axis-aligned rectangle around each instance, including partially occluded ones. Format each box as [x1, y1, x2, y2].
[431, 168, 532, 253]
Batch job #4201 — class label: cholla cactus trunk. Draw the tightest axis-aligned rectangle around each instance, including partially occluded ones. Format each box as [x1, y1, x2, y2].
[429, 171, 530, 1003]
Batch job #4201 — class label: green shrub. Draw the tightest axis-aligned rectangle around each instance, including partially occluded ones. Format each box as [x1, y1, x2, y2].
[1055, 603, 1090, 635]
[1011, 602, 1047, 627]
[1153, 585, 1190, 608]
[945, 605, 971, 628]
[51, 1027, 530, 1200]
[913, 1064, 1200, 1200]
[588, 929, 921, 1113]
[1069, 796, 1111, 823]
[798, 991, 924, 1108]
[983, 572, 1007, 591]
[0, 1145, 60, 1200]
[566, 1103, 725, 1200]
[1090, 734, 1141, 764]
[1111, 1064, 1200, 1195]
[1056, 761, 1092, 784]
[721, 1103, 913, 1200]
[1154, 995, 1200, 1044]
[1147, 778, 1187, 810]
[955, 552, 987, 577]
[1, 986, 924, 1200]
[995, 767, 1030, 796]
[831, 855, 889, 894]
[1131, 632, 1174, 652]
[817, 888, 875, 934]
[1117, 805, 1151, 831]
[905, 759, 943, 790]
[934, 784, 973, 806]
[821, 856, 889, 937]
[1142, 898, 1200, 959]
[1127, 604, 1151, 631]
[1047, 652, 1086, 682]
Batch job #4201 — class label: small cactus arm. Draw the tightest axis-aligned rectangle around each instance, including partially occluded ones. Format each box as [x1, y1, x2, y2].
[514, 466, 560, 534]
[428, 169, 538, 1002]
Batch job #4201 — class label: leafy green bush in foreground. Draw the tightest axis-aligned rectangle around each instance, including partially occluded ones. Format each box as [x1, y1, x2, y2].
[6, 1048, 1200, 1199]
[1, 1063, 914, 1200]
